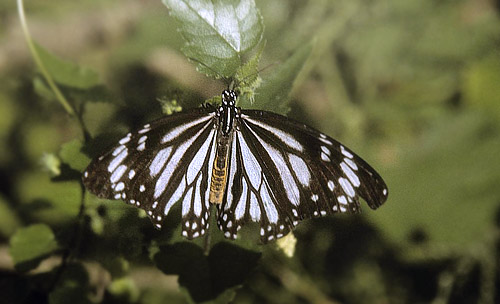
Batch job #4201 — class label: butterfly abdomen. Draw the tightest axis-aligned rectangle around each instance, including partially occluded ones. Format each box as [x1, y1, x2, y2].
[209, 133, 233, 204]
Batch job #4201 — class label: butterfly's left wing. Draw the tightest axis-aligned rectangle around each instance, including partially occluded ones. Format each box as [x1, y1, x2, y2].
[218, 109, 388, 243]
[83, 107, 218, 238]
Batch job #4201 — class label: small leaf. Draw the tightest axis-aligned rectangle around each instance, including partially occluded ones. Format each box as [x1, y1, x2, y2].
[33, 76, 55, 101]
[40, 153, 62, 177]
[9, 224, 59, 272]
[163, 0, 264, 78]
[34, 42, 100, 89]
[0, 195, 21, 238]
[59, 139, 91, 172]
[251, 40, 314, 113]
[235, 41, 265, 105]
[107, 277, 140, 303]
[157, 98, 183, 115]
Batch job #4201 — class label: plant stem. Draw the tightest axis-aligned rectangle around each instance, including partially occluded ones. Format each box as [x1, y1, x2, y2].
[17, 0, 76, 116]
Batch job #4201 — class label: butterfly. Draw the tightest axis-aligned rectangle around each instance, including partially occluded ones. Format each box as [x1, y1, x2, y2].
[83, 90, 388, 243]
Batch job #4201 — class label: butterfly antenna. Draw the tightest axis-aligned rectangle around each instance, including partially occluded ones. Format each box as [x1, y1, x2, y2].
[236, 60, 280, 86]
[186, 56, 231, 87]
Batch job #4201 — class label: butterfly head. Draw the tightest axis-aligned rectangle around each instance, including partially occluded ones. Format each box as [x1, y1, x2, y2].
[222, 90, 237, 106]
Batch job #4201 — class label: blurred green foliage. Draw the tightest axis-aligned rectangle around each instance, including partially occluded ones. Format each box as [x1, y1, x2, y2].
[1, 0, 500, 303]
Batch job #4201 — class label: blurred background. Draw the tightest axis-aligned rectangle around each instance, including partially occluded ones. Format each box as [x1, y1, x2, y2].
[1, 0, 500, 303]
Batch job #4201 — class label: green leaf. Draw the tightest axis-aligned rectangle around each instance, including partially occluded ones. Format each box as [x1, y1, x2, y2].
[107, 277, 140, 303]
[249, 40, 314, 113]
[154, 241, 261, 302]
[34, 42, 100, 89]
[59, 139, 91, 172]
[17, 173, 82, 223]
[9, 224, 59, 272]
[0, 195, 21, 238]
[163, 0, 264, 78]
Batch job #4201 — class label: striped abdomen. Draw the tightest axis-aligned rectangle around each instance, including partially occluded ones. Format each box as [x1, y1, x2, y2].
[209, 134, 232, 204]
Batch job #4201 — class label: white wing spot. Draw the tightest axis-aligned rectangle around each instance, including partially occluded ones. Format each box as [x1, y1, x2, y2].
[321, 146, 331, 156]
[288, 154, 311, 187]
[161, 116, 212, 143]
[152, 201, 158, 209]
[186, 129, 215, 184]
[227, 221, 232, 228]
[328, 180, 335, 191]
[321, 152, 330, 162]
[244, 116, 304, 152]
[114, 194, 121, 199]
[341, 162, 360, 187]
[83, 171, 88, 178]
[115, 182, 125, 191]
[340, 145, 354, 159]
[338, 195, 348, 205]
[138, 126, 150, 134]
[344, 158, 358, 171]
[137, 142, 146, 151]
[313, 211, 319, 216]
[149, 147, 173, 177]
[182, 231, 188, 237]
[110, 165, 127, 183]
[311, 194, 319, 202]
[138, 135, 147, 144]
[224, 231, 231, 238]
[108, 149, 128, 173]
[128, 170, 136, 179]
[320, 137, 333, 145]
[192, 222, 197, 230]
[339, 177, 355, 197]
[119, 134, 131, 145]
[193, 231, 199, 238]
[320, 211, 326, 216]
[383, 189, 388, 195]
[140, 185, 146, 192]
[249, 192, 261, 221]
[238, 133, 262, 190]
[112, 145, 126, 156]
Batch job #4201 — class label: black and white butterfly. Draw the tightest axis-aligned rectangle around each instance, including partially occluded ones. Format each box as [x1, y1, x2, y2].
[83, 90, 388, 242]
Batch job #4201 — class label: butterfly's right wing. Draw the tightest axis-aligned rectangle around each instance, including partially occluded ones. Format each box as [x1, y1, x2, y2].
[83, 107, 218, 238]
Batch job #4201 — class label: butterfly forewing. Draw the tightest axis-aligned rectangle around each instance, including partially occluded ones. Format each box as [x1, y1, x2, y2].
[241, 110, 388, 208]
[83, 107, 217, 237]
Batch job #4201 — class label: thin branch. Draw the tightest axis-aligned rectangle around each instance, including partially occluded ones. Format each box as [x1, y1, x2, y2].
[17, 0, 76, 116]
